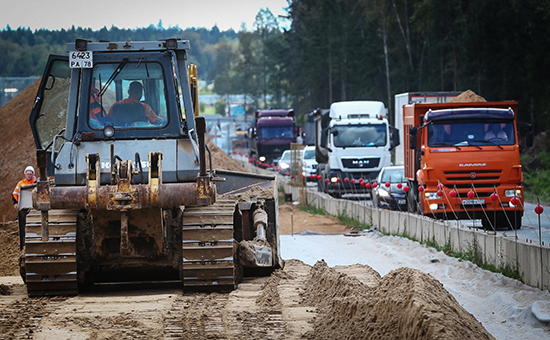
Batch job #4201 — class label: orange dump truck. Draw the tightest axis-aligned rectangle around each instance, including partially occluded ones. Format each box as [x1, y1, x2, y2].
[403, 101, 529, 229]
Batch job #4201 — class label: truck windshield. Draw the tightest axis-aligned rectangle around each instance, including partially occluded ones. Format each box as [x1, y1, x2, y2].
[332, 124, 387, 147]
[258, 125, 294, 139]
[88, 61, 168, 129]
[427, 121, 515, 147]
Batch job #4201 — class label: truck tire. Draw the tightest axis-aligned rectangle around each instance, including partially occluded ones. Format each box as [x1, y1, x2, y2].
[407, 180, 418, 213]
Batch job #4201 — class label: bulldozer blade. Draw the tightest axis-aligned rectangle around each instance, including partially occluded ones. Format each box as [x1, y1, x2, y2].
[213, 170, 275, 195]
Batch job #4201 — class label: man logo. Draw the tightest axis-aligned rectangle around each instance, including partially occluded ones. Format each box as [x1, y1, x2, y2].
[352, 159, 370, 167]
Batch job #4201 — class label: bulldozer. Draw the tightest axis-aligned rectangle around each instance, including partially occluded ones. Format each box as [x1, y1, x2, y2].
[18, 38, 282, 296]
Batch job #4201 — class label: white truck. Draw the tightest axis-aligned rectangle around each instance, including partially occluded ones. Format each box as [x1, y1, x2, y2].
[394, 92, 461, 165]
[312, 101, 399, 198]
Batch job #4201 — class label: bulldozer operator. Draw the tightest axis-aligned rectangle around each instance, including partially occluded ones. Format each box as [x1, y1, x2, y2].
[108, 81, 164, 126]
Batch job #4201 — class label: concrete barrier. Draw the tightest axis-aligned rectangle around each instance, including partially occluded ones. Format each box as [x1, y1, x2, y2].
[277, 179, 550, 292]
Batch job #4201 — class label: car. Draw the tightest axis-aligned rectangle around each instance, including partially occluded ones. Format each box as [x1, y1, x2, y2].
[277, 150, 292, 174]
[302, 145, 318, 181]
[372, 166, 407, 211]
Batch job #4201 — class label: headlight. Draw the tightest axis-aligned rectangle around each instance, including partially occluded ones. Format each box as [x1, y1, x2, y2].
[379, 189, 390, 197]
[280, 162, 289, 169]
[425, 192, 439, 200]
[259, 156, 266, 162]
[103, 125, 115, 138]
[505, 189, 521, 197]
[331, 177, 338, 183]
[429, 203, 439, 210]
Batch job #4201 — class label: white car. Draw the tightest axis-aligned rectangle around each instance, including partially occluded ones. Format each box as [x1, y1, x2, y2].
[277, 150, 292, 174]
[302, 146, 318, 181]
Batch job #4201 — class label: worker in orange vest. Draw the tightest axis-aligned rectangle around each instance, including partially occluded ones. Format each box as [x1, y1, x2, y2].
[12, 166, 36, 210]
[12, 166, 36, 250]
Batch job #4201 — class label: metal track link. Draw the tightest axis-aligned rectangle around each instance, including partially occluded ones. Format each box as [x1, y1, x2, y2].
[182, 200, 237, 289]
[24, 209, 80, 296]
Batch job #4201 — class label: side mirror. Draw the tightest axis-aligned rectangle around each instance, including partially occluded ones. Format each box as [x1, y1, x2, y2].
[409, 127, 417, 150]
[320, 128, 329, 148]
[390, 127, 400, 150]
[331, 128, 339, 137]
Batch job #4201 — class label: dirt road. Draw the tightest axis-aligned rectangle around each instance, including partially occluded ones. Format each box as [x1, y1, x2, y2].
[0, 204, 493, 340]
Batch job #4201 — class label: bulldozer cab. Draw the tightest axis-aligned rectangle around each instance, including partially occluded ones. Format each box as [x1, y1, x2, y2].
[29, 39, 199, 181]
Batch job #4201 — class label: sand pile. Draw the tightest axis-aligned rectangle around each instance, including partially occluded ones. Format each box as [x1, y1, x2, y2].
[0, 221, 21, 276]
[0, 80, 40, 222]
[301, 260, 494, 340]
[206, 138, 247, 172]
[449, 89, 487, 103]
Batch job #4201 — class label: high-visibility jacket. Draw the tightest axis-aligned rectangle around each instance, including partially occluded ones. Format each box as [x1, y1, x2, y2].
[90, 87, 106, 124]
[12, 178, 35, 204]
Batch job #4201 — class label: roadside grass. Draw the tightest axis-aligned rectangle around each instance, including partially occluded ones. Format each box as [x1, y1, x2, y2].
[522, 152, 550, 204]
[296, 199, 523, 282]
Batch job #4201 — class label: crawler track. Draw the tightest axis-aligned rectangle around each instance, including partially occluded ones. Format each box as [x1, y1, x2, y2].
[181, 200, 238, 289]
[23, 210, 79, 296]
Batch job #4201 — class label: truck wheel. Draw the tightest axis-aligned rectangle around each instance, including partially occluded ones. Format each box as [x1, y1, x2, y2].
[502, 211, 523, 230]
[407, 180, 418, 213]
[481, 217, 495, 230]
[510, 212, 523, 230]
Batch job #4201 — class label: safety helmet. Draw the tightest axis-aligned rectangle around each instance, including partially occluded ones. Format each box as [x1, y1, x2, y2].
[24, 166, 35, 174]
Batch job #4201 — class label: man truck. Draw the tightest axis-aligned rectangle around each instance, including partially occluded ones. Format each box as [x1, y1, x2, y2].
[403, 100, 530, 229]
[313, 101, 399, 198]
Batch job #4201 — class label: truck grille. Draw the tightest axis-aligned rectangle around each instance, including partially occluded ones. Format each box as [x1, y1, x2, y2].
[443, 169, 502, 189]
[341, 157, 380, 169]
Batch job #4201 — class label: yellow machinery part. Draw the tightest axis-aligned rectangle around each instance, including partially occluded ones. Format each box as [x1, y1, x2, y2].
[188, 64, 199, 117]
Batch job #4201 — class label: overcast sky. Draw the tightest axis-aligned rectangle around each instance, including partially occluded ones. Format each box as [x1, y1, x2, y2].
[1, 0, 290, 32]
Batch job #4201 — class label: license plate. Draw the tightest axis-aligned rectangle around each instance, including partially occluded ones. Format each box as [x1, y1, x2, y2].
[69, 51, 93, 68]
[462, 199, 484, 205]
[398, 199, 406, 205]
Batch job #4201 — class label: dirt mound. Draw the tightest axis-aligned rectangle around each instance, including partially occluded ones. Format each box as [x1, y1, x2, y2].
[0, 221, 20, 276]
[0, 80, 40, 222]
[207, 138, 247, 172]
[448, 89, 487, 103]
[302, 261, 494, 340]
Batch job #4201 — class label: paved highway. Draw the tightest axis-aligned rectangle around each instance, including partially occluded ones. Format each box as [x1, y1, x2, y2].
[305, 180, 550, 245]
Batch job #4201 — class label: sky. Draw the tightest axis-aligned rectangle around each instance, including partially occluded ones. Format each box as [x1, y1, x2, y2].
[1, 0, 290, 32]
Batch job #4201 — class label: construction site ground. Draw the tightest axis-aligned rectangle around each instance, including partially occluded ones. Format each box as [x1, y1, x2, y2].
[0, 81, 549, 339]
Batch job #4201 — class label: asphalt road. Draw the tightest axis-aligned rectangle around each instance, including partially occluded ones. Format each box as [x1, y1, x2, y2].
[305, 181, 550, 245]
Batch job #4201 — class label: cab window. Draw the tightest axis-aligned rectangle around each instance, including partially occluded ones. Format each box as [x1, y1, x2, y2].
[88, 62, 168, 129]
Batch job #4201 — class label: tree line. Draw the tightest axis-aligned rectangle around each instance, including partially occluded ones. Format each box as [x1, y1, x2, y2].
[283, 0, 550, 131]
[2, 0, 550, 133]
[0, 23, 238, 83]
